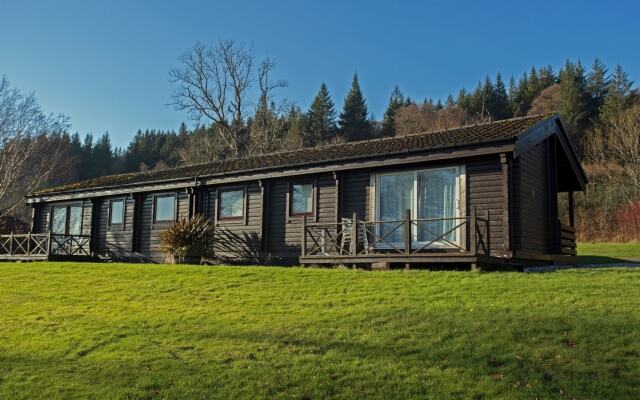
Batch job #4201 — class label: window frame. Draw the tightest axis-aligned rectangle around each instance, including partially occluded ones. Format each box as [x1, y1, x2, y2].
[289, 181, 316, 217]
[108, 198, 126, 229]
[152, 194, 177, 224]
[217, 187, 246, 221]
[373, 165, 465, 249]
[49, 203, 84, 235]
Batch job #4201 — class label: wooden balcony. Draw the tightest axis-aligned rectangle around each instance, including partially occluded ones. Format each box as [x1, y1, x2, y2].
[0, 233, 92, 261]
[300, 208, 496, 268]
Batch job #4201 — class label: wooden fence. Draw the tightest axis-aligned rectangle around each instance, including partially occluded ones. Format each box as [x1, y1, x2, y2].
[0, 233, 91, 259]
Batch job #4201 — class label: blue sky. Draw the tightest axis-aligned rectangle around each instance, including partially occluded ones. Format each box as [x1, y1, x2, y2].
[1, 0, 638, 147]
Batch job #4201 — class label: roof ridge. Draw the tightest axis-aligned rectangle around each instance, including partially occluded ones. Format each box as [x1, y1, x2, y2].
[173, 114, 553, 171]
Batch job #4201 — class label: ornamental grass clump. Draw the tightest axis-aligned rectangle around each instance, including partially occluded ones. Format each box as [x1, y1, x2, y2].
[160, 214, 213, 264]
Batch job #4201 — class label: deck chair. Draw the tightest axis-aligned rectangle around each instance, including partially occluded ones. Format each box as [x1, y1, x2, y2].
[340, 218, 370, 254]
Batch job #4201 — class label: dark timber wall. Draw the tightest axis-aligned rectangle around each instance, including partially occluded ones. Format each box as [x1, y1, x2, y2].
[267, 173, 337, 264]
[512, 138, 556, 255]
[138, 190, 189, 262]
[29, 148, 564, 264]
[466, 157, 506, 256]
[205, 182, 263, 263]
[93, 196, 136, 259]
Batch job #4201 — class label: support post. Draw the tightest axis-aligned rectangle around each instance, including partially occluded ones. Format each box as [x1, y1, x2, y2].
[404, 209, 411, 255]
[485, 210, 491, 255]
[30, 205, 36, 233]
[499, 153, 511, 257]
[470, 206, 477, 255]
[9, 233, 13, 255]
[47, 231, 52, 256]
[301, 216, 307, 257]
[351, 212, 358, 255]
[568, 191, 575, 228]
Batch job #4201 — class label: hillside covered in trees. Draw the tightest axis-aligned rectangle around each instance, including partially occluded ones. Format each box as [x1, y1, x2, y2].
[1, 40, 638, 241]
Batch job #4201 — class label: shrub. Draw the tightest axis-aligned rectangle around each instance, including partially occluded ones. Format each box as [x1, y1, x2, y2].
[160, 214, 213, 264]
[615, 201, 640, 242]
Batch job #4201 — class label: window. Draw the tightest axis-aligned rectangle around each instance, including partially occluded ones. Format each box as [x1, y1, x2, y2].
[51, 205, 83, 235]
[376, 167, 462, 247]
[219, 189, 244, 219]
[109, 199, 125, 225]
[52, 207, 67, 234]
[68, 206, 82, 235]
[290, 183, 314, 216]
[154, 195, 175, 222]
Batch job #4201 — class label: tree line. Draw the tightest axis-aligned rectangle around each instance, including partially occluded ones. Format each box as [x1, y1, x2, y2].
[1, 40, 638, 239]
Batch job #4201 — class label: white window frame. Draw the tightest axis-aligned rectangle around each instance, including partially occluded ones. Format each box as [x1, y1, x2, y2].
[373, 165, 466, 249]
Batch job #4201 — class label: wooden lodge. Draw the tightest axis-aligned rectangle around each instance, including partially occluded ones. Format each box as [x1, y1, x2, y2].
[2, 114, 586, 268]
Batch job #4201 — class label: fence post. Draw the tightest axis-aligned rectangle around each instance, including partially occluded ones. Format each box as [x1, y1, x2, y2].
[351, 212, 358, 255]
[27, 233, 31, 255]
[9, 233, 13, 255]
[47, 231, 52, 256]
[301, 216, 307, 257]
[470, 206, 477, 255]
[404, 209, 412, 255]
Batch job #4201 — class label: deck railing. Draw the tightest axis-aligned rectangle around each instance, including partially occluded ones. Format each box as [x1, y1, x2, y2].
[301, 208, 490, 258]
[0, 233, 91, 258]
[558, 221, 577, 256]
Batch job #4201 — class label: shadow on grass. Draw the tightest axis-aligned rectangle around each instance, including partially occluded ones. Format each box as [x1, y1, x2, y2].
[575, 255, 640, 264]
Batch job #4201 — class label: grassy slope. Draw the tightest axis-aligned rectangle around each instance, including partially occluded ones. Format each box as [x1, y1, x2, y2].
[577, 242, 640, 263]
[1, 263, 639, 400]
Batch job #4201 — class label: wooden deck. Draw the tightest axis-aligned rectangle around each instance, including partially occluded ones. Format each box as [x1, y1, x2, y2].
[299, 208, 498, 268]
[0, 233, 92, 261]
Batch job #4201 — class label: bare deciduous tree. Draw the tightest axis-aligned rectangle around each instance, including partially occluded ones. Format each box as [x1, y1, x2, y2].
[170, 41, 286, 160]
[394, 102, 473, 136]
[0, 76, 69, 226]
[585, 103, 640, 199]
[528, 84, 561, 116]
[177, 125, 225, 165]
[248, 59, 289, 155]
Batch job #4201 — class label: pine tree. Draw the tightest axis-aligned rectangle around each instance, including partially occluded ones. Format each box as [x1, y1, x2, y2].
[527, 66, 540, 97]
[491, 73, 511, 119]
[305, 83, 337, 146]
[586, 58, 608, 121]
[537, 65, 556, 88]
[558, 60, 591, 151]
[445, 95, 456, 108]
[339, 74, 372, 141]
[380, 86, 405, 137]
[92, 132, 114, 177]
[601, 65, 635, 122]
[512, 72, 530, 116]
[178, 122, 189, 137]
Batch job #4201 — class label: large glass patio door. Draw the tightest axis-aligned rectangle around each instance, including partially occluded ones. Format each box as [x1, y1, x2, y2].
[376, 166, 462, 248]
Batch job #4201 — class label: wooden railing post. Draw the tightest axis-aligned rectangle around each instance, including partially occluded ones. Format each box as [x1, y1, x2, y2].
[351, 212, 358, 255]
[301, 216, 307, 257]
[47, 231, 52, 256]
[9, 233, 13, 255]
[470, 206, 477, 255]
[568, 191, 575, 228]
[485, 210, 491, 255]
[404, 209, 411, 255]
[27, 233, 31, 255]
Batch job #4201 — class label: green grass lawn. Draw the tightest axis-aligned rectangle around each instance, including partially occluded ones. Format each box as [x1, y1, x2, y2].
[577, 242, 640, 263]
[1, 263, 639, 399]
